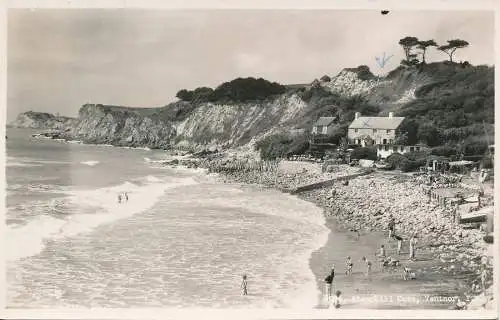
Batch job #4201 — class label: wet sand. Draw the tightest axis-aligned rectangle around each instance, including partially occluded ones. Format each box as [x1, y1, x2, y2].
[304, 192, 478, 310]
[199, 159, 494, 310]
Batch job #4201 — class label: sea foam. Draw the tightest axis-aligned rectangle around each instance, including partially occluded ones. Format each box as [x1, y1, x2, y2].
[6, 176, 198, 262]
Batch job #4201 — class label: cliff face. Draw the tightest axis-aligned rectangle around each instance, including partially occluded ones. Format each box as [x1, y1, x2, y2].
[9, 111, 78, 130]
[65, 104, 177, 149]
[173, 94, 308, 151]
[323, 67, 433, 112]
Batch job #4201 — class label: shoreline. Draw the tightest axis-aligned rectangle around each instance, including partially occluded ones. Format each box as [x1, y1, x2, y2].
[200, 158, 494, 310]
[12, 130, 494, 309]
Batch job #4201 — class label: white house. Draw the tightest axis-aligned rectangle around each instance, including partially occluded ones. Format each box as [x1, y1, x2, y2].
[348, 112, 427, 159]
[348, 112, 405, 146]
[311, 117, 336, 135]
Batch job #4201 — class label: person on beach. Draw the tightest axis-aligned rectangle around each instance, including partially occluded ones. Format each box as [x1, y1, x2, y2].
[324, 268, 334, 301]
[332, 290, 342, 309]
[117, 193, 122, 204]
[345, 256, 353, 276]
[409, 235, 417, 260]
[388, 216, 395, 239]
[393, 234, 403, 255]
[349, 228, 360, 240]
[378, 244, 386, 258]
[124, 192, 129, 202]
[377, 245, 386, 268]
[361, 257, 372, 278]
[241, 274, 248, 296]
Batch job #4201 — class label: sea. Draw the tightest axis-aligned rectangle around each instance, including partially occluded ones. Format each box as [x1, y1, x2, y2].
[5, 128, 330, 308]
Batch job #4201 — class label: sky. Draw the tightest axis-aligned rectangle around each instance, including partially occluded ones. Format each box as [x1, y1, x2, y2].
[6, 9, 494, 121]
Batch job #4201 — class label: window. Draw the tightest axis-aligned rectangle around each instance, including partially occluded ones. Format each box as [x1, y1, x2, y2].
[383, 139, 387, 145]
[354, 129, 358, 133]
[416, 146, 421, 151]
[373, 129, 377, 134]
[384, 145, 389, 151]
[378, 145, 383, 150]
[322, 126, 328, 134]
[393, 146, 398, 152]
[389, 139, 393, 144]
[410, 147, 415, 152]
[386, 129, 391, 134]
[317, 125, 323, 133]
[400, 146, 404, 152]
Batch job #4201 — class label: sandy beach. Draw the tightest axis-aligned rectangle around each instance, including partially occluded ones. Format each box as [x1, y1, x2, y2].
[200, 158, 494, 310]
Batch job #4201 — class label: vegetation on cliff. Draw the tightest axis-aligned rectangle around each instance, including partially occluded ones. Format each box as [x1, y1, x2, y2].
[176, 77, 286, 104]
[396, 63, 494, 157]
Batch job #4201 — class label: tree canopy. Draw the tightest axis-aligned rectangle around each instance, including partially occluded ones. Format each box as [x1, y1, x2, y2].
[176, 77, 286, 104]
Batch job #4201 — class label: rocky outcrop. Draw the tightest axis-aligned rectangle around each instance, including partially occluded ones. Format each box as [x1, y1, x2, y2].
[9, 111, 77, 130]
[63, 104, 176, 149]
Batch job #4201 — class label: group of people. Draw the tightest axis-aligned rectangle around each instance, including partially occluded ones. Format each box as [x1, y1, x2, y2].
[322, 215, 422, 307]
[117, 192, 129, 204]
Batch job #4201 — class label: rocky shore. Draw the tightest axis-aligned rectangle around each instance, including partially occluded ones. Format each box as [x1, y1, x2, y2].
[201, 158, 494, 310]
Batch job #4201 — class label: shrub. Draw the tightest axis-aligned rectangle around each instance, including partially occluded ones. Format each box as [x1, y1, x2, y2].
[401, 159, 423, 172]
[386, 152, 407, 169]
[255, 132, 310, 160]
[431, 145, 459, 157]
[350, 147, 377, 161]
[176, 77, 286, 104]
[320, 75, 331, 82]
[386, 152, 427, 172]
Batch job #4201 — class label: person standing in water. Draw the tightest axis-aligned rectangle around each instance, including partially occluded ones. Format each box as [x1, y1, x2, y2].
[409, 235, 417, 260]
[241, 274, 248, 296]
[393, 234, 403, 255]
[345, 256, 353, 276]
[361, 256, 372, 278]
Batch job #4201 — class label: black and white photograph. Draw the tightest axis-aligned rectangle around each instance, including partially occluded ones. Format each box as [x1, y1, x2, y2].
[2, 3, 497, 317]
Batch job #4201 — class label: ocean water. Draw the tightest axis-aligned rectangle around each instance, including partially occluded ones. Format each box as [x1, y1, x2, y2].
[5, 128, 329, 308]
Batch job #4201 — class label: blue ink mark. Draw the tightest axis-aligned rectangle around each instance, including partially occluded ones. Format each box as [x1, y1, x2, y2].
[375, 52, 394, 68]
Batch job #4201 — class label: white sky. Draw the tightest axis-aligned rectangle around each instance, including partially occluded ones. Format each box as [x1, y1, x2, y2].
[7, 9, 494, 120]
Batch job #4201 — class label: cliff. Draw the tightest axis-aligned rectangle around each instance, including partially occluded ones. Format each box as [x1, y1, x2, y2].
[14, 62, 494, 155]
[9, 111, 78, 130]
[63, 104, 177, 149]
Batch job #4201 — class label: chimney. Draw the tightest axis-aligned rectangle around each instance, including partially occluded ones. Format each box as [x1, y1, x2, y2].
[355, 112, 361, 119]
[389, 112, 393, 119]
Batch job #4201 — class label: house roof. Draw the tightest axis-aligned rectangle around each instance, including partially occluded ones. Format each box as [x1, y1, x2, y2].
[313, 117, 336, 127]
[348, 116, 405, 130]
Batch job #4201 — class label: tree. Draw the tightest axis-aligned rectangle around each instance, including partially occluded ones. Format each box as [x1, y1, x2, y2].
[176, 89, 194, 101]
[320, 75, 331, 82]
[398, 36, 420, 65]
[438, 39, 469, 62]
[417, 40, 438, 63]
[417, 123, 441, 147]
[397, 118, 419, 145]
[394, 132, 408, 145]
